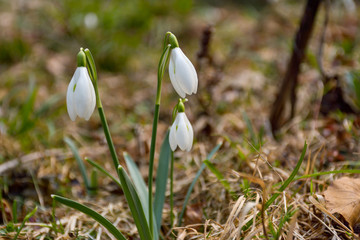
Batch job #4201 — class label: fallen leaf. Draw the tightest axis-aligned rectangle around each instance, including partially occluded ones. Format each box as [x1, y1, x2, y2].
[324, 177, 360, 228]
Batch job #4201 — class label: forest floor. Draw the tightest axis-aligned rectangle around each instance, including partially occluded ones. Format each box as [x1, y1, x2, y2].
[1, 1, 360, 239]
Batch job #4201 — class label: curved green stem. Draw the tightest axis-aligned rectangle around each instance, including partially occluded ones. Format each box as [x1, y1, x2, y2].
[148, 41, 172, 238]
[84, 49, 119, 172]
[170, 151, 174, 227]
[98, 106, 120, 171]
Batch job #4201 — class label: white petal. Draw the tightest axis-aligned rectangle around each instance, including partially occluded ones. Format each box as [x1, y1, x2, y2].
[176, 113, 190, 151]
[66, 68, 80, 121]
[184, 114, 193, 151]
[173, 48, 196, 95]
[74, 67, 95, 120]
[181, 49, 198, 94]
[83, 71, 96, 120]
[169, 51, 186, 98]
[169, 121, 178, 151]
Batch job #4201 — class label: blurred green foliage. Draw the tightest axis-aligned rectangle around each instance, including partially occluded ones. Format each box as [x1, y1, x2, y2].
[0, 0, 194, 154]
[47, 0, 193, 71]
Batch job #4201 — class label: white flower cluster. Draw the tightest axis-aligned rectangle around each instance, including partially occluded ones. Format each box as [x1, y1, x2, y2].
[66, 35, 198, 152]
[168, 45, 198, 152]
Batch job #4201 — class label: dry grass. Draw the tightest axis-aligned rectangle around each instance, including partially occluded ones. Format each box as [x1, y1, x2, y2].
[1, 1, 360, 239]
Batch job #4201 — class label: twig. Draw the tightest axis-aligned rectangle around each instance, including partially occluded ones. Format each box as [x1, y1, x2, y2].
[316, 0, 331, 81]
[269, 0, 322, 135]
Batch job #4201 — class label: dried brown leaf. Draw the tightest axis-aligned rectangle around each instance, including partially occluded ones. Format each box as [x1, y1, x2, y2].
[324, 177, 360, 228]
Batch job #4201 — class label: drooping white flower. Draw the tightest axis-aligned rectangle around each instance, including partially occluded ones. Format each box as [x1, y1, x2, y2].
[169, 112, 193, 151]
[66, 67, 96, 121]
[169, 47, 198, 98]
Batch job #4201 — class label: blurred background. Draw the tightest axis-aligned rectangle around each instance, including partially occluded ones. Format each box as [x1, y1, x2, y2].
[0, 0, 359, 237]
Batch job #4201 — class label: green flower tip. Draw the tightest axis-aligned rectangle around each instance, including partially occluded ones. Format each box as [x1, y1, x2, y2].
[50, 194, 55, 198]
[168, 32, 179, 49]
[177, 100, 185, 112]
[77, 49, 86, 67]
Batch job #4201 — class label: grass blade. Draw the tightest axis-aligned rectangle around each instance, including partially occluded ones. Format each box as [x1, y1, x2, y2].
[265, 142, 307, 209]
[64, 137, 90, 192]
[203, 159, 231, 192]
[85, 157, 122, 188]
[13, 206, 37, 240]
[241, 141, 307, 233]
[118, 166, 152, 240]
[52, 195, 126, 240]
[178, 143, 222, 226]
[294, 169, 360, 181]
[12, 200, 17, 223]
[154, 130, 171, 232]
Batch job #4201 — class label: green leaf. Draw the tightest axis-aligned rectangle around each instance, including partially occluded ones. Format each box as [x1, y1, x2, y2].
[178, 143, 222, 226]
[52, 195, 126, 240]
[123, 153, 148, 215]
[12, 199, 17, 224]
[203, 159, 231, 192]
[117, 166, 152, 240]
[241, 141, 307, 233]
[85, 157, 122, 188]
[294, 169, 360, 181]
[64, 137, 90, 192]
[265, 142, 307, 209]
[154, 130, 171, 232]
[123, 153, 158, 240]
[13, 206, 37, 240]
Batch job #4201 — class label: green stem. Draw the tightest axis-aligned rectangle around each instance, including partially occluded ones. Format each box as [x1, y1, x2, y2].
[98, 106, 120, 172]
[170, 151, 174, 227]
[148, 103, 160, 238]
[148, 40, 172, 239]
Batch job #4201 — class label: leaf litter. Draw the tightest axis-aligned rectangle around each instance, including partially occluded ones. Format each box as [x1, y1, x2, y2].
[1, 1, 360, 239]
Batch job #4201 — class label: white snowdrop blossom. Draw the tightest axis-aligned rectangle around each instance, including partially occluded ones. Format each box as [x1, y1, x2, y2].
[169, 47, 198, 98]
[169, 112, 193, 151]
[66, 67, 96, 121]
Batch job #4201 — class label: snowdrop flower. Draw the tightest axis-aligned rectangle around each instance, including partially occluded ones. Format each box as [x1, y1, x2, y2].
[66, 50, 96, 121]
[169, 101, 193, 151]
[169, 46, 198, 98]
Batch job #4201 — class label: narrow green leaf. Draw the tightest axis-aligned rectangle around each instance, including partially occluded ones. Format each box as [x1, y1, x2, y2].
[85, 157, 121, 188]
[203, 160, 231, 192]
[64, 137, 90, 191]
[241, 142, 307, 233]
[294, 169, 360, 181]
[123, 153, 148, 214]
[123, 153, 159, 240]
[89, 169, 98, 196]
[12, 200, 17, 223]
[178, 143, 222, 226]
[13, 206, 37, 240]
[275, 207, 297, 240]
[118, 166, 152, 240]
[265, 142, 307, 209]
[52, 195, 126, 240]
[154, 130, 171, 232]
